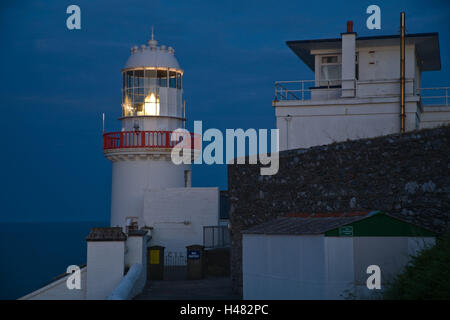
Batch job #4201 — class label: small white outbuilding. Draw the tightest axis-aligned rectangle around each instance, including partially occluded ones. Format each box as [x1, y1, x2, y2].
[242, 211, 436, 300]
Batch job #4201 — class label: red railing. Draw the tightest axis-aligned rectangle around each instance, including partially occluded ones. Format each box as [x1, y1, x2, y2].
[103, 130, 197, 150]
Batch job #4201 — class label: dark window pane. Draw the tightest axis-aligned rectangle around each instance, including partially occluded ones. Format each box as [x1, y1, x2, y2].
[177, 73, 182, 89]
[158, 69, 167, 87]
[169, 71, 176, 88]
[322, 56, 338, 64]
[145, 70, 157, 87]
[134, 70, 144, 88]
[127, 71, 133, 88]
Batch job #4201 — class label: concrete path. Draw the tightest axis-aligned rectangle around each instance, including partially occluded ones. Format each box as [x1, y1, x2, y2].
[134, 277, 241, 300]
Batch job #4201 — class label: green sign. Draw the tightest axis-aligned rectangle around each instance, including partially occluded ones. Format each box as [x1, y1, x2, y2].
[339, 226, 354, 236]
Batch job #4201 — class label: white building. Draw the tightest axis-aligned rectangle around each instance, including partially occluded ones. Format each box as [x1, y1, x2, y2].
[103, 34, 221, 255]
[274, 22, 450, 150]
[242, 211, 436, 300]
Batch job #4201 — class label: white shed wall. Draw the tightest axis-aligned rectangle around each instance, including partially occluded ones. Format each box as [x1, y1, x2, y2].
[243, 234, 325, 300]
[324, 237, 355, 299]
[243, 234, 436, 300]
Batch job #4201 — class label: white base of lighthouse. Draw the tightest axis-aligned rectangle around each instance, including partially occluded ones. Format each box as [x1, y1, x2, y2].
[108, 152, 191, 228]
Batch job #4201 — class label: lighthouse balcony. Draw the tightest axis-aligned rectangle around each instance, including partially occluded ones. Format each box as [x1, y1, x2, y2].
[103, 130, 196, 152]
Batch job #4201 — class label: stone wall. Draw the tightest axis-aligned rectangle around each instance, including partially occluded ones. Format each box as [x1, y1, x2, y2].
[204, 248, 230, 277]
[228, 126, 450, 295]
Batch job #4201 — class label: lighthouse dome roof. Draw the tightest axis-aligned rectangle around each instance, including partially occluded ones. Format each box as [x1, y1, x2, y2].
[124, 38, 180, 70]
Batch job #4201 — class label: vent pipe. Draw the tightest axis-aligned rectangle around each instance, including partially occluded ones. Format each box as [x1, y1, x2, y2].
[341, 21, 356, 97]
[400, 12, 406, 133]
[347, 21, 353, 33]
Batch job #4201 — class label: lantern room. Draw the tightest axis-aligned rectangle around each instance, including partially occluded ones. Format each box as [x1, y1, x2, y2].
[121, 35, 184, 123]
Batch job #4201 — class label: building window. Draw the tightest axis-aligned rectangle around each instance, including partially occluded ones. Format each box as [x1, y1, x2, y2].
[320, 55, 341, 86]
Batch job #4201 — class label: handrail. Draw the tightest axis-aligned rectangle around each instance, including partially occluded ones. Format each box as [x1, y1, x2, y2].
[417, 87, 449, 106]
[274, 79, 341, 101]
[103, 130, 197, 150]
[108, 264, 143, 300]
[274, 79, 449, 106]
[203, 225, 230, 249]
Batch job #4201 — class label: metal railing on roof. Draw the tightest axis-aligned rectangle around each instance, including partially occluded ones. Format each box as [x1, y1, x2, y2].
[203, 226, 230, 249]
[274, 79, 341, 101]
[417, 87, 450, 106]
[274, 79, 450, 106]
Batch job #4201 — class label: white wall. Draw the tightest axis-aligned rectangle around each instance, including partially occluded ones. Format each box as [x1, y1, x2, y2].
[419, 106, 450, 129]
[243, 234, 436, 300]
[353, 236, 435, 299]
[276, 99, 419, 150]
[143, 187, 220, 254]
[124, 235, 147, 296]
[358, 45, 416, 82]
[353, 237, 408, 284]
[110, 158, 190, 227]
[86, 241, 125, 300]
[324, 237, 355, 299]
[20, 267, 87, 300]
[243, 234, 326, 300]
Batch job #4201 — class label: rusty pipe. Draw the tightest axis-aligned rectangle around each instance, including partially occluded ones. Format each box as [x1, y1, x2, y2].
[400, 12, 406, 133]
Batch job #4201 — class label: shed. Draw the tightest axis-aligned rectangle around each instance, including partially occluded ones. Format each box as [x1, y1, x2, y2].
[242, 211, 436, 300]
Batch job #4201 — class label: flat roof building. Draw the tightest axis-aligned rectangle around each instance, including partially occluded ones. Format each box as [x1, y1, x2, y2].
[274, 22, 450, 150]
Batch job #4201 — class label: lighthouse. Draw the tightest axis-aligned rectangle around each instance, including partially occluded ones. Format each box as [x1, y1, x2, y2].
[103, 33, 192, 229]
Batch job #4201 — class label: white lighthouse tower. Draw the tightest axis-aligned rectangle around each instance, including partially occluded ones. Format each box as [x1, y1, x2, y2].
[103, 33, 191, 229]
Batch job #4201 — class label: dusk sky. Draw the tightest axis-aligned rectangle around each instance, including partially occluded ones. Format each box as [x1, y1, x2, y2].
[1, 0, 449, 222]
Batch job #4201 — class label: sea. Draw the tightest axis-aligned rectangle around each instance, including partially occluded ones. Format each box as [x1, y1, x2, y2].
[0, 221, 108, 300]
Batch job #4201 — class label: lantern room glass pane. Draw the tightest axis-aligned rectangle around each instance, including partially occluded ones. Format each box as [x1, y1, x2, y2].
[134, 70, 144, 88]
[145, 70, 157, 87]
[169, 71, 176, 88]
[157, 70, 167, 87]
[177, 73, 182, 89]
[143, 92, 160, 116]
[126, 71, 133, 88]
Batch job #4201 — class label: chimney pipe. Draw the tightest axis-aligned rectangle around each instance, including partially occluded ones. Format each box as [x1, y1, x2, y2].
[341, 22, 356, 97]
[347, 21, 353, 33]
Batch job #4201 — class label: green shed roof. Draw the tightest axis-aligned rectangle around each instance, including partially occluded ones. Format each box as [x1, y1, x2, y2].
[324, 211, 436, 237]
